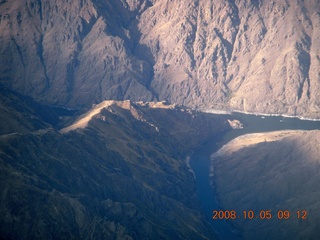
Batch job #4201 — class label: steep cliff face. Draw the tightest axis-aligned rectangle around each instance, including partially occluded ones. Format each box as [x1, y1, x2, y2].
[1, 0, 320, 117]
[138, 0, 320, 117]
[0, 0, 155, 107]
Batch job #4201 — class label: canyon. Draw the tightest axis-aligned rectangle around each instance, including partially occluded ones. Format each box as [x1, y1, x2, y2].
[0, 87, 235, 239]
[1, 0, 320, 239]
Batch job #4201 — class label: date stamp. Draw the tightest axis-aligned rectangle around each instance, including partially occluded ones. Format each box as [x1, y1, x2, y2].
[212, 210, 307, 220]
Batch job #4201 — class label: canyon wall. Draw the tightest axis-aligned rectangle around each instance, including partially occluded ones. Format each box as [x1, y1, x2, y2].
[1, 0, 320, 117]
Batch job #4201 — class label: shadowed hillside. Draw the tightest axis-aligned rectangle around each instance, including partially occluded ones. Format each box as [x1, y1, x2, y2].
[0, 91, 233, 239]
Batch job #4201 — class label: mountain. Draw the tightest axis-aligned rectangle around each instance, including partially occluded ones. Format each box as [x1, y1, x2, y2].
[1, 0, 320, 117]
[0, 90, 233, 239]
[1, 0, 320, 239]
[211, 130, 320, 240]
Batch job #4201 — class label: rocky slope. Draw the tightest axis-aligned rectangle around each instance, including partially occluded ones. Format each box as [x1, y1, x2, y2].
[0, 86, 59, 135]
[211, 130, 320, 240]
[0, 91, 233, 239]
[1, 0, 320, 117]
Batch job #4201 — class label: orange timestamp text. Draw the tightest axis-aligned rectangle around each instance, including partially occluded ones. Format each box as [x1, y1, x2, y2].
[212, 210, 307, 220]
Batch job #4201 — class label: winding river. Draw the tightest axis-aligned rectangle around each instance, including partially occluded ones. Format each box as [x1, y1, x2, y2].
[189, 112, 320, 240]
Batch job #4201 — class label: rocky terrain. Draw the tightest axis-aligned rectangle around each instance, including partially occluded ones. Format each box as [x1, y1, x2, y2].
[0, 89, 233, 239]
[1, 0, 320, 239]
[1, 0, 320, 117]
[211, 130, 320, 240]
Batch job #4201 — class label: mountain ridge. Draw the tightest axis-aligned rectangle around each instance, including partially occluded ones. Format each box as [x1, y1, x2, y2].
[1, 0, 320, 117]
[0, 90, 235, 239]
[2, 1, 320, 238]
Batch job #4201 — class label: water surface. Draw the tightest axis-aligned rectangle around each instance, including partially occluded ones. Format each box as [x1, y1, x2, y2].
[189, 112, 320, 240]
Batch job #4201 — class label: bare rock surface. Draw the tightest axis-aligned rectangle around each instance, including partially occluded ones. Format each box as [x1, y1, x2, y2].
[0, 0, 320, 117]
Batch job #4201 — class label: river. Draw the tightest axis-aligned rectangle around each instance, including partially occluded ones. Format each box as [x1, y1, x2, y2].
[189, 112, 320, 240]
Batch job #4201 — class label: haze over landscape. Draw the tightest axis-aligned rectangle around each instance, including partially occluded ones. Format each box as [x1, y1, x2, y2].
[1, 0, 320, 239]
